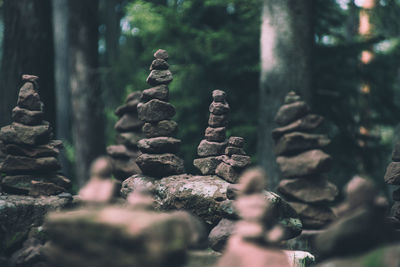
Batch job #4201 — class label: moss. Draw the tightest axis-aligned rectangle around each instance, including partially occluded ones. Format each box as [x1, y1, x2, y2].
[362, 247, 384, 267]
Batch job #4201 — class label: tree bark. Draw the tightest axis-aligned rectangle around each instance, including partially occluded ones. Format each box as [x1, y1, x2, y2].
[69, 0, 105, 186]
[258, 0, 314, 190]
[0, 0, 54, 127]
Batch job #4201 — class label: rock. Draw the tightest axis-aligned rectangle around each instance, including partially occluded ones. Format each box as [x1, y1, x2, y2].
[224, 155, 251, 168]
[110, 157, 141, 180]
[125, 91, 142, 103]
[137, 99, 176, 122]
[212, 90, 227, 102]
[12, 106, 43, 125]
[384, 162, 400, 185]
[274, 132, 330, 156]
[226, 184, 241, 200]
[272, 114, 324, 139]
[136, 153, 185, 177]
[170, 211, 208, 249]
[79, 178, 120, 203]
[205, 127, 226, 142]
[17, 82, 42, 111]
[283, 250, 315, 267]
[284, 91, 301, 104]
[29, 181, 65, 197]
[225, 146, 245, 156]
[185, 250, 221, 267]
[154, 49, 169, 60]
[1, 174, 70, 194]
[4, 140, 61, 158]
[193, 156, 223, 175]
[208, 114, 228, 127]
[276, 149, 332, 178]
[138, 137, 181, 154]
[228, 137, 244, 148]
[114, 97, 140, 117]
[208, 219, 236, 252]
[141, 84, 169, 102]
[393, 188, 400, 201]
[106, 145, 137, 158]
[392, 202, 400, 220]
[209, 102, 230, 115]
[150, 59, 169, 70]
[116, 132, 143, 148]
[274, 101, 310, 126]
[142, 120, 178, 138]
[114, 113, 143, 132]
[0, 123, 51, 146]
[216, 162, 240, 183]
[8, 237, 45, 267]
[278, 178, 338, 203]
[197, 140, 226, 157]
[0, 155, 60, 174]
[288, 202, 335, 229]
[392, 142, 400, 162]
[146, 69, 173, 86]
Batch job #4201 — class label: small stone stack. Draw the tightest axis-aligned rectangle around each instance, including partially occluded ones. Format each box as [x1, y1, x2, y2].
[106, 91, 143, 180]
[136, 49, 184, 178]
[0, 75, 70, 196]
[384, 142, 400, 228]
[273, 91, 338, 229]
[193, 90, 229, 175]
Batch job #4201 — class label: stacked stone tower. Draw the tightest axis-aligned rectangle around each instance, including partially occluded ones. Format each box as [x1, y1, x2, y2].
[0, 75, 70, 196]
[384, 142, 400, 228]
[106, 91, 143, 180]
[136, 49, 185, 177]
[273, 91, 338, 229]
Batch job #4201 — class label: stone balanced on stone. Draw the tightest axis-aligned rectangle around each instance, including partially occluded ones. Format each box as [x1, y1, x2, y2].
[106, 91, 143, 180]
[0, 75, 71, 196]
[273, 91, 338, 229]
[384, 141, 400, 229]
[136, 49, 185, 177]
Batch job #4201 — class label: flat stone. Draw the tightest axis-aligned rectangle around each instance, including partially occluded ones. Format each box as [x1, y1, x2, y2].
[150, 59, 169, 70]
[146, 69, 173, 86]
[154, 49, 169, 60]
[278, 178, 338, 203]
[141, 84, 169, 102]
[137, 99, 175, 122]
[205, 127, 226, 142]
[4, 140, 62, 158]
[114, 98, 140, 117]
[209, 101, 230, 115]
[114, 113, 143, 132]
[29, 181, 65, 197]
[197, 139, 226, 157]
[22, 74, 39, 83]
[1, 174, 71, 195]
[276, 149, 332, 178]
[136, 153, 185, 178]
[228, 137, 244, 148]
[216, 162, 240, 183]
[393, 187, 400, 201]
[12, 106, 43, 125]
[0, 122, 51, 146]
[142, 120, 178, 138]
[284, 91, 301, 104]
[288, 202, 335, 229]
[116, 132, 143, 148]
[272, 114, 324, 140]
[208, 219, 236, 252]
[193, 156, 223, 175]
[208, 114, 228, 127]
[274, 132, 330, 156]
[0, 155, 60, 174]
[17, 82, 42, 111]
[106, 145, 137, 159]
[138, 137, 181, 154]
[110, 157, 141, 180]
[384, 162, 400, 185]
[224, 155, 251, 169]
[125, 91, 142, 103]
[392, 142, 400, 162]
[274, 101, 310, 126]
[225, 146, 245, 156]
[212, 90, 226, 102]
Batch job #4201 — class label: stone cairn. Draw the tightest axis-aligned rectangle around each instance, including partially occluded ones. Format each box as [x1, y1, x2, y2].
[136, 49, 185, 177]
[0, 75, 70, 196]
[384, 142, 400, 229]
[193, 90, 251, 182]
[106, 91, 143, 180]
[273, 91, 338, 229]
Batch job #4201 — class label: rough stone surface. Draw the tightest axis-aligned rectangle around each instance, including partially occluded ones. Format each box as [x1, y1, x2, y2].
[224, 155, 251, 169]
[138, 99, 176, 122]
[114, 113, 144, 132]
[208, 114, 228, 127]
[197, 140, 226, 157]
[4, 140, 61, 158]
[114, 97, 140, 117]
[142, 120, 178, 138]
[225, 146, 245, 156]
[205, 127, 226, 142]
[274, 132, 330, 156]
[384, 162, 400, 185]
[136, 153, 185, 177]
[150, 59, 169, 71]
[0, 123, 51, 146]
[288, 202, 335, 229]
[215, 162, 240, 183]
[272, 114, 324, 140]
[29, 181, 65, 197]
[12, 106, 43, 126]
[228, 137, 244, 148]
[276, 149, 332, 177]
[274, 101, 310, 126]
[209, 102, 230, 115]
[141, 84, 169, 102]
[154, 49, 169, 60]
[212, 90, 226, 102]
[17, 82, 42, 111]
[208, 219, 236, 252]
[278, 178, 338, 203]
[193, 157, 222, 175]
[0, 155, 60, 173]
[110, 157, 141, 180]
[138, 137, 181, 154]
[146, 69, 173, 86]
[1, 174, 70, 195]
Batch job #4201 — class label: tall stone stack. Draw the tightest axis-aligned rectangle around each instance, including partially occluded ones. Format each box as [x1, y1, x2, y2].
[273, 91, 338, 229]
[384, 142, 400, 228]
[0, 75, 70, 196]
[106, 91, 143, 180]
[136, 49, 185, 177]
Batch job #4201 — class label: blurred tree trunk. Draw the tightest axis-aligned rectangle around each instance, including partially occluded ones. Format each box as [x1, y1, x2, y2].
[0, 0, 54, 127]
[258, 0, 314, 190]
[69, 0, 105, 187]
[103, 0, 123, 66]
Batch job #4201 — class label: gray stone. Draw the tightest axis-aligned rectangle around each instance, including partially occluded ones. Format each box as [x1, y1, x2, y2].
[150, 59, 169, 70]
[216, 162, 240, 183]
[197, 139, 226, 157]
[111, 157, 141, 180]
[141, 84, 169, 102]
[0, 122, 51, 146]
[114, 113, 143, 132]
[228, 137, 244, 148]
[224, 154, 251, 169]
[209, 101, 230, 115]
[274, 101, 310, 126]
[288, 202, 335, 229]
[4, 140, 61, 158]
[106, 145, 137, 159]
[274, 132, 330, 156]
[208, 114, 228, 127]
[205, 127, 226, 142]
[136, 153, 185, 178]
[154, 49, 169, 60]
[138, 137, 181, 154]
[17, 82, 42, 111]
[146, 70, 173, 86]
[212, 90, 226, 102]
[225, 146, 245, 156]
[137, 99, 176, 122]
[193, 156, 222, 175]
[0, 155, 60, 174]
[29, 181, 65, 197]
[142, 120, 178, 138]
[2, 174, 70, 195]
[12, 106, 43, 125]
[384, 162, 400, 185]
[272, 114, 324, 140]
[116, 132, 143, 148]
[114, 97, 140, 117]
[125, 91, 142, 103]
[208, 219, 236, 252]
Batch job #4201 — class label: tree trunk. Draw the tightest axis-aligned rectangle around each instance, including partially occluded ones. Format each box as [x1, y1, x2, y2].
[258, 0, 314, 190]
[0, 0, 54, 127]
[69, 0, 105, 187]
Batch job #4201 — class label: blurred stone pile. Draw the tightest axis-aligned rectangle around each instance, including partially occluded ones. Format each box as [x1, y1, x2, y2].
[106, 91, 143, 180]
[384, 142, 400, 229]
[136, 49, 185, 177]
[0, 75, 70, 196]
[273, 91, 337, 229]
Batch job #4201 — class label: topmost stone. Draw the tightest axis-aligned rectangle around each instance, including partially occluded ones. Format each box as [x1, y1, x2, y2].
[284, 91, 301, 104]
[212, 90, 226, 102]
[154, 49, 169, 61]
[22, 74, 39, 83]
